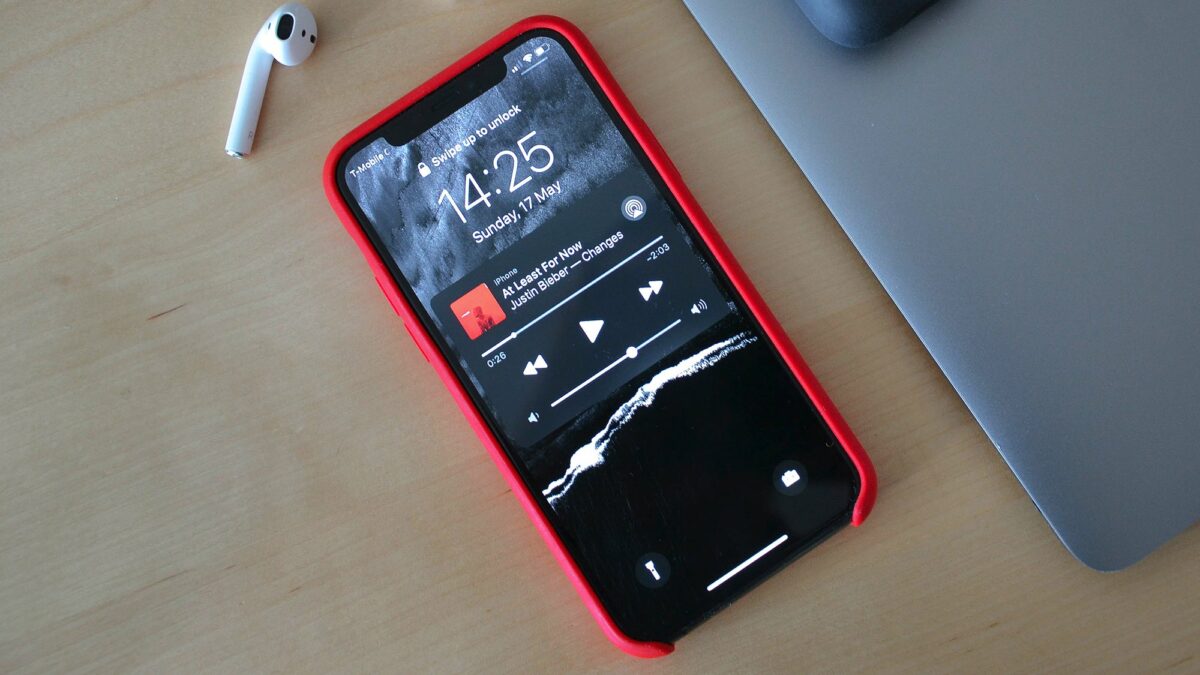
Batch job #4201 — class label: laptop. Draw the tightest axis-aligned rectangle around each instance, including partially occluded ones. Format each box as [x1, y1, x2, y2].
[683, 0, 1200, 570]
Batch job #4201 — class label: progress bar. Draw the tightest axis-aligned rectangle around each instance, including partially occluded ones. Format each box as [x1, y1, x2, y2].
[480, 235, 665, 358]
[550, 318, 682, 408]
[706, 534, 789, 592]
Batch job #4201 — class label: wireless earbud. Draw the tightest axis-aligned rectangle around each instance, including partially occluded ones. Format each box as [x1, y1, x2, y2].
[225, 3, 317, 158]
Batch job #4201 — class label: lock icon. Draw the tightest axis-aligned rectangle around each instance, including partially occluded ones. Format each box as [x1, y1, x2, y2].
[417, 162, 431, 177]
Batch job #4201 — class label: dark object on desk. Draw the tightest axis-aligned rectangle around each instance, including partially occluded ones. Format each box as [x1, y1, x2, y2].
[794, 0, 940, 47]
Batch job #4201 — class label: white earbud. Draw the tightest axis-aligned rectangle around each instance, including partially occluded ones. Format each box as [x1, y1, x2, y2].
[225, 3, 318, 158]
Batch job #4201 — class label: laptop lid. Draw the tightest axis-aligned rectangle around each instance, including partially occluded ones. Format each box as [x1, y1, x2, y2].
[683, 0, 1200, 570]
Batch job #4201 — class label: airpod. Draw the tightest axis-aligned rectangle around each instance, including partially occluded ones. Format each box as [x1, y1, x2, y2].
[225, 3, 317, 158]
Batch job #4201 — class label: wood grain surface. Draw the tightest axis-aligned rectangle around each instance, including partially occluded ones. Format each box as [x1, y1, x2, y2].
[2, 1, 1197, 672]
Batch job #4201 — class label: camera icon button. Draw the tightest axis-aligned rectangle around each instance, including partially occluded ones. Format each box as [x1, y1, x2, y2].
[773, 460, 808, 496]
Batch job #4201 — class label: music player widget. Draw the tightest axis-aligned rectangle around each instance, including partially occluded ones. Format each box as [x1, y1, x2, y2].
[429, 168, 730, 445]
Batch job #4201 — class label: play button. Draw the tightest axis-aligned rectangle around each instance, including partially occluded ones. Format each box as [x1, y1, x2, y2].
[579, 320, 604, 343]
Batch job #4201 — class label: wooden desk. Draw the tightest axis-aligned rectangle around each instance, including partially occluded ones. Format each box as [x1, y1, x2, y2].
[2, 2, 1196, 671]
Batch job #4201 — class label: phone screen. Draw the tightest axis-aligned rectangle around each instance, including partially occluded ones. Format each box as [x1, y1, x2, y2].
[336, 29, 859, 641]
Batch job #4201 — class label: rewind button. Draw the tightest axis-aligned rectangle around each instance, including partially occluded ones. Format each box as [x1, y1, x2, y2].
[523, 355, 548, 376]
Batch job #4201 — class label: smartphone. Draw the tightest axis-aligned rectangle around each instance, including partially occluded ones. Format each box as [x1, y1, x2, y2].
[324, 16, 875, 657]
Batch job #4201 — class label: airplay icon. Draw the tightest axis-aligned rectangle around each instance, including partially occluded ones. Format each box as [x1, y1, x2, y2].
[621, 195, 646, 221]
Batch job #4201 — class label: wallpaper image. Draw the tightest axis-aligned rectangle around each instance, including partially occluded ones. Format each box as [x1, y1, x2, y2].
[344, 40, 634, 309]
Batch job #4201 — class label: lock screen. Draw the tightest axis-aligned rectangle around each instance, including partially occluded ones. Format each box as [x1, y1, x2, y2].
[336, 29, 860, 642]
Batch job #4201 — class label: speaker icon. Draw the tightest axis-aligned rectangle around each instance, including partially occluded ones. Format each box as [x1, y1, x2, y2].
[690, 299, 708, 315]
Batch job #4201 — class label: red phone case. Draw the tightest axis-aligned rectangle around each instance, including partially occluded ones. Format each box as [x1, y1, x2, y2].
[323, 15, 876, 658]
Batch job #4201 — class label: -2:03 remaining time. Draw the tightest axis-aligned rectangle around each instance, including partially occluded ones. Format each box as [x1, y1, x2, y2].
[646, 242, 670, 261]
[438, 131, 555, 223]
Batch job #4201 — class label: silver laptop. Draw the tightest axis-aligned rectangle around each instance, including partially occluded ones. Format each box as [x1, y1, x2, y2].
[683, 0, 1200, 570]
